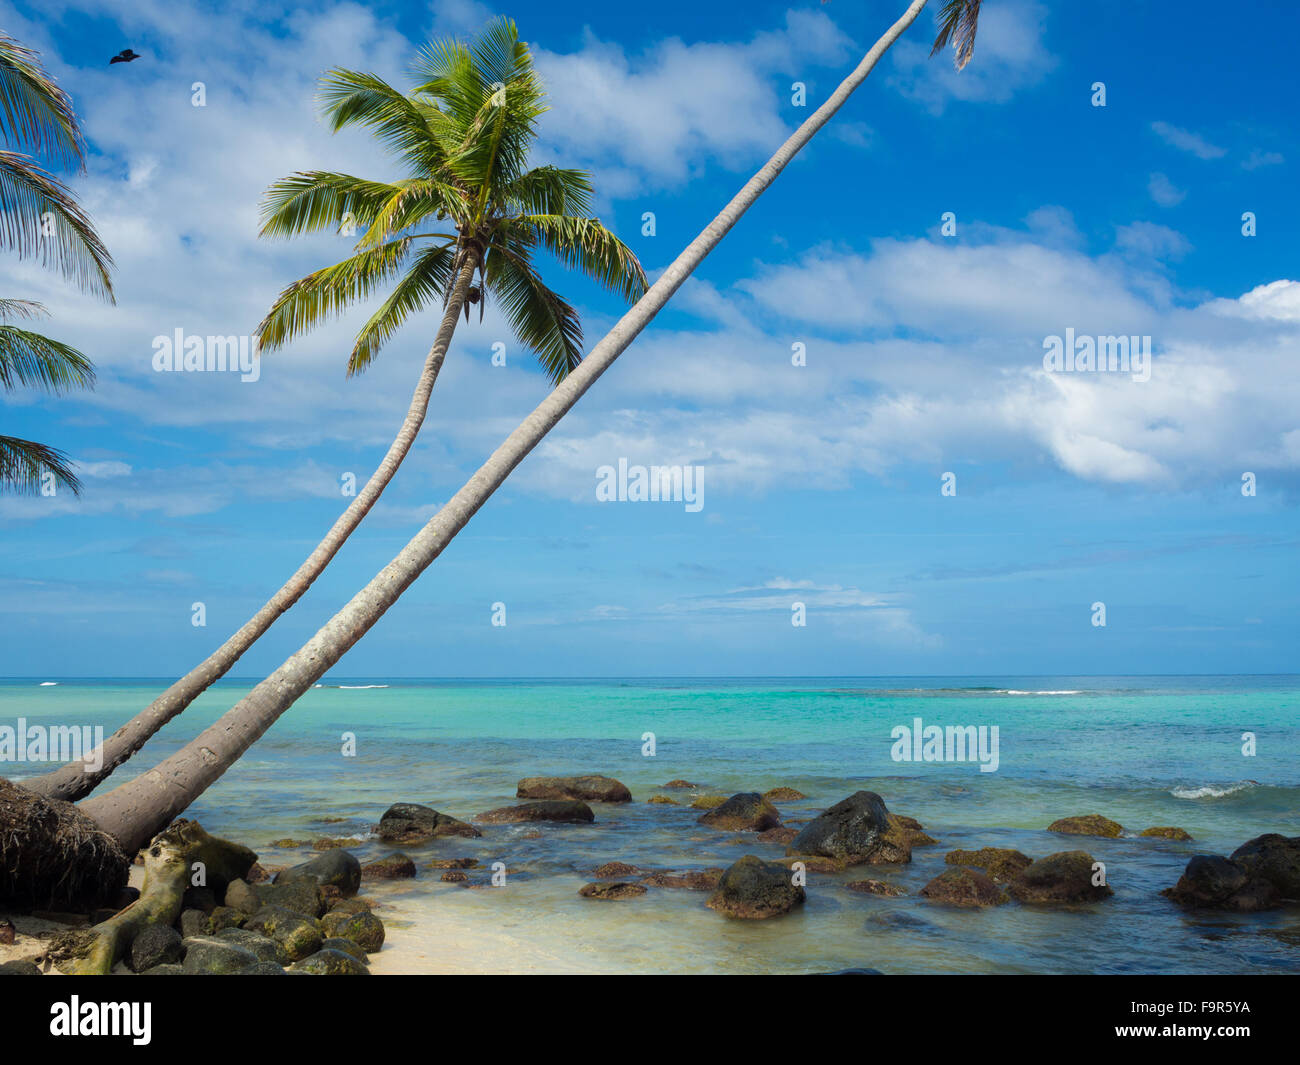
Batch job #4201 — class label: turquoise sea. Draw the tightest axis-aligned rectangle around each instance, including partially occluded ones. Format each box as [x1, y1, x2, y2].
[3, 675, 1298, 974]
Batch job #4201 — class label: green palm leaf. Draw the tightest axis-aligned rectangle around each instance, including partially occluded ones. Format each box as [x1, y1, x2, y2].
[0, 151, 114, 299]
[0, 434, 81, 495]
[0, 34, 83, 169]
[485, 247, 583, 384]
[349, 243, 459, 375]
[0, 324, 94, 392]
[256, 238, 413, 352]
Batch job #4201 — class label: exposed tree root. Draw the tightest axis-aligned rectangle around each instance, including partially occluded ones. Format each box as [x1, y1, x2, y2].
[0, 777, 127, 911]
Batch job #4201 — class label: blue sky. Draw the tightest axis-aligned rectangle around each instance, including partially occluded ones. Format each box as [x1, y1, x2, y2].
[2, 0, 1298, 678]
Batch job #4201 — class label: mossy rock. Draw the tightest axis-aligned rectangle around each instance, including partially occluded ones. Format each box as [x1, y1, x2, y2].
[181, 936, 261, 974]
[129, 924, 182, 973]
[579, 881, 647, 900]
[216, 927, 287, 965]
[646, 795, 679, 805]
[243, 906, 323, 962]
[920, 867, 1008, 907]
[360, 853, 417, 880]
[763, 787, 807, 802]
[293, 948, 369, 975]
[706, 855, 805, 919]
[1140, 826, 1193, 841]
[689, 795, 727, 810]
[1047, 814, 1124, 838]
[320, 936, 367, 962]
[1009, 850, 1114, 904]
[944, 847, 1032, 883]
[320, 909, 385, 953]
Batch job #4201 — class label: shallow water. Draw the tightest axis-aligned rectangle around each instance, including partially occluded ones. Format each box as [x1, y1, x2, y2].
[3, 675, 1297, 973]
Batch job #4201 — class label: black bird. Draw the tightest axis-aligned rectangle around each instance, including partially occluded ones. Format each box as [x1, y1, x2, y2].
[109, 49, 140, 65]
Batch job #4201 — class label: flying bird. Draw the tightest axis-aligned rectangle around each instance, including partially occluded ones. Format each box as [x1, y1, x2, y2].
[109, 49, 140, 64]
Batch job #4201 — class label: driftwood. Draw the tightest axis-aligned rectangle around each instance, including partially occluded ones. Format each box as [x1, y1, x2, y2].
[72, 819, 255, 975]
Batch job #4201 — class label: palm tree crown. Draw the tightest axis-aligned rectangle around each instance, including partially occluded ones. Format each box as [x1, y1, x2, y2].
[0, 34, 113, 496]
[258, 17, 646, 381]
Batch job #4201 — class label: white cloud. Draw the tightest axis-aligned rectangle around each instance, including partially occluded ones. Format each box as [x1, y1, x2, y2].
[531, 10, 852, 193]
[1150, 121, 1226, 160]
[1148, 172, 1186, 207]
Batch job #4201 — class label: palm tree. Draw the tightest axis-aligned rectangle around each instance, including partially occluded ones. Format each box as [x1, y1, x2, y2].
[79, 0, 987, 856]
[22, 18, 645, 802]
[0, 34, 114, 497]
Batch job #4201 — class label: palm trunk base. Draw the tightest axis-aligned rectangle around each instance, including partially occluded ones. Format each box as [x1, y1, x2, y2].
[0, 777, 128, 912]
[68, 819, 252, 974]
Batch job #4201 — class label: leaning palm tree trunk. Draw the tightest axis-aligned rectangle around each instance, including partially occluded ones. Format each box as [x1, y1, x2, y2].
[81, 0, 930, 854]
[23, 252, 479, 803]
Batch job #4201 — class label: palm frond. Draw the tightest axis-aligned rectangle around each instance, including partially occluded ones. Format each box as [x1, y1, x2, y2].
[0, 434, 81, 495]
[517, 214, 648, 303]
[0, 325, 94, 392]
[259, 171, 406, 239]
[255, 238, 412, 353]
[484, 246, 583, 384]
[0, 151, 114, 299]
[930, 0, 983, 70]
[502, 166, 594, 218]
[317, 70, 442, 173]
[0, 34, 83, 169]
[348, 243, 459, 375]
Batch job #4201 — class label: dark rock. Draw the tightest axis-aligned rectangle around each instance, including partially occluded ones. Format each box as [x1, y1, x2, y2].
[377, 803, 481, 844]
[706, 855, 806, 919]
[320, 909, 385, 953]
[223, 878, 261, 915]
[663, 780, 698, 788]
[312, 838, 363, 850]
[233, 961, 287, 975]
[254, 876, 326, 917]
[327, 897, 373, 915]
[293, 948, 369, 975]
[0, 960, 43, 975]
[215, 927, 287, 965]
[139, 963, 185, 975]
[129, 924, 183, 972]
[1230, 834, 1300, 898]
[579, 881, 647, 900]
[0, 918, 14, 945]
[786, 791, 897, 865]
[1140, 826, 1193, 841]
[181, 936, 261, 975]
[275, 849, 362, 897]
[1162, 853, 1280, 911]
[757, 827, 798, 844]
[1047, 814, 1123, 838]
[428, 858, 479, 870]
[920, 867, 1008, 907]
[245, 862, 270, 884]
[321, 937, 367, 962]
[474, 800, 595, 824]
[516, 775, 632, 803]
[689, 795, 726, 809]
[698, 793, 782, 832]
[178, 908, 208, 938]
[182, 886, 217, 914]
[824, 967, 885, 975]
[944, 847, 1032, 883]
[243, 906, 323, 962]
[360, 853, 417, 880]
[1009, 850, 1114, 903]
[440, 870, 469, 882]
